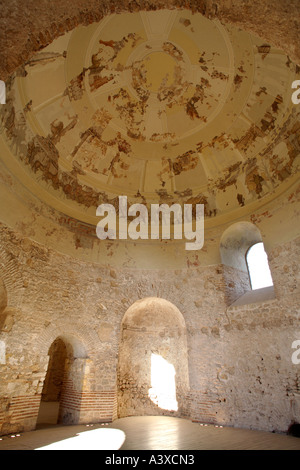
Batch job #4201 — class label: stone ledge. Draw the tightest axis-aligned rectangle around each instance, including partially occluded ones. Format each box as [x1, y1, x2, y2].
[229, 286, 276, 308]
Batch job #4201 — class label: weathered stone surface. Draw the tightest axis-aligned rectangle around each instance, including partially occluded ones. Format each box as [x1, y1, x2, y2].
[0, 219, 299, 434]
[0, 310, 14, 333]
[0, 1, 299, 83]
[0, 0, 299, 438]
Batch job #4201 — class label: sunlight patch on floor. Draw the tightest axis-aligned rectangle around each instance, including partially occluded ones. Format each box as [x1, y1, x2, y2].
[35, 428, 126, 450]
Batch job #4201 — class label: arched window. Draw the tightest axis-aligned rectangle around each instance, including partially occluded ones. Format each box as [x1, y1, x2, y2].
[246, 242, 273, 290]
[220, 221, 275, 305]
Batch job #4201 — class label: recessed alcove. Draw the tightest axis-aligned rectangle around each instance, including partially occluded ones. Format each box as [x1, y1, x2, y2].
[220, 221, 276, 306]
[37, 335, 88, 427]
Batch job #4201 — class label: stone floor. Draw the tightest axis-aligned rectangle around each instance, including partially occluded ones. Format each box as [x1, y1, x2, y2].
[0, 415, 300, 450]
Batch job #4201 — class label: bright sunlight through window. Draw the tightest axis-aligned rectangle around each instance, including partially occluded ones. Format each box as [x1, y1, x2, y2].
[148, 353, 178, 412]
[246, 242, 273, 290]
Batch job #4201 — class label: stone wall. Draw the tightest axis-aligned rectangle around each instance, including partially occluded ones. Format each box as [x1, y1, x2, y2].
[0, 221, 299, 435]
[0, 0, 299, 439]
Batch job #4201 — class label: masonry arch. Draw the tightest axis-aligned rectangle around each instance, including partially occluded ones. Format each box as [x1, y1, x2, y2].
[220, 221, 263, 272]
[117, 297, 190, 419]
[37, 334, 88, 426]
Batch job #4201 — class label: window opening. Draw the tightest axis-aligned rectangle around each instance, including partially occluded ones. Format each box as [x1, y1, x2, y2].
[246, 242, 273, 290]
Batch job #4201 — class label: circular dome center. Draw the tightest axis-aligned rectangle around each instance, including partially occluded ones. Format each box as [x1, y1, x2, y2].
[141, 51, 178, 93]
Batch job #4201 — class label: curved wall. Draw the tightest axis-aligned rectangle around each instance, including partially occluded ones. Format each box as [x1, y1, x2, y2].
[0, 1, 299, 437]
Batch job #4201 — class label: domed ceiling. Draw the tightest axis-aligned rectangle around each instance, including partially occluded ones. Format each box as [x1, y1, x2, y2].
[0, 9, 299, 230]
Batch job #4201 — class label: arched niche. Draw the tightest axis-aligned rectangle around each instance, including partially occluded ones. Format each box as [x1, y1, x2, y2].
[41, 338, 68, 404]
[220, 221, 263, 273]
[54, 333, 88, 359]
[220, 221, 274, 305]
[117, 297, 190, 419]
[37, 334, 88, 426]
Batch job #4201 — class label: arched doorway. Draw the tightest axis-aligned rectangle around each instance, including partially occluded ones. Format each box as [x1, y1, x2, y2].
[117, 297, 189, 419]
[37, 338, 67, 425]
[37, 335, 88, 426]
